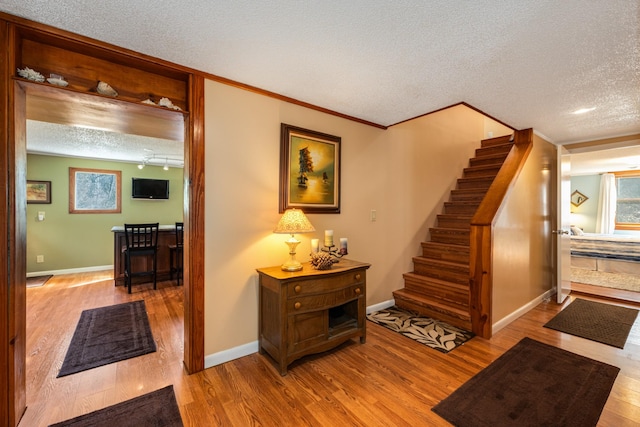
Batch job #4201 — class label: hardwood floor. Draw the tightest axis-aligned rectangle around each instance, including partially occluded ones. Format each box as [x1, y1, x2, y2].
[20, 272, 640, 426]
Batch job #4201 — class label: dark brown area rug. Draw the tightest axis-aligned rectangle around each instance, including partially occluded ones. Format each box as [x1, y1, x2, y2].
[27, 274, 52, 288]
[48, 385, 183, 427]
[367, 306, 474, 353]
[58, 300, 156, 377]
[544, 298, 639, 348]
[432, 337, 619, 427]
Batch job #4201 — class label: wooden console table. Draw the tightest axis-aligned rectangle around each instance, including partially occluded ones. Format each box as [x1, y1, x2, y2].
[257, 259, 370, 375]
[111, 225, 178, 286]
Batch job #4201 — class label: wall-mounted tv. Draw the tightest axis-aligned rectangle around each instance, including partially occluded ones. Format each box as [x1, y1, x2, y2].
[132, 178, 169, 199]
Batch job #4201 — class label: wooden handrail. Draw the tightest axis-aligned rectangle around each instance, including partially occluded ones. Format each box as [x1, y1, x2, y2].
[469, 128, 533, 338]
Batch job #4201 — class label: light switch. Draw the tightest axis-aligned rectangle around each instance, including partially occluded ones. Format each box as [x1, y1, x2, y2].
[38, 211, 45, 221]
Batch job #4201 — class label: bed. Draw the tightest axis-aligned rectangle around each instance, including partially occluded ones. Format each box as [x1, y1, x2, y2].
[571, 232, 640, 275]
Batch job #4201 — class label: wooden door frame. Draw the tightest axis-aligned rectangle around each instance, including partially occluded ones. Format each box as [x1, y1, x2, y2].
[1, 16, 205, 427]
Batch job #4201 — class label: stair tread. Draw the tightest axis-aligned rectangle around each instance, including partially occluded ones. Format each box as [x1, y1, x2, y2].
[412, 256, 469, 268]
[403, 272, 469, 289]
[480, 134, 513, 146]
[393, 288, 470, 318]
[421, 241, 470, 251]
[430, 227, 470, 233]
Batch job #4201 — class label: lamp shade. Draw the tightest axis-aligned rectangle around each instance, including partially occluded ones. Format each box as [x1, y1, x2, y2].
[273, 209, 315, 234]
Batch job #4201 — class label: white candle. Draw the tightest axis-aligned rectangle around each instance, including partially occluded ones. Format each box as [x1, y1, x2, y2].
[311, 238, 319, 253]
[339, 237, 348, 254]
[324, 230, 334, 247]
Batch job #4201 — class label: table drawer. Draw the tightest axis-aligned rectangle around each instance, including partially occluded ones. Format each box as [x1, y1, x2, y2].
[287, 269, 365, 298]
[288, 284, 363, 313]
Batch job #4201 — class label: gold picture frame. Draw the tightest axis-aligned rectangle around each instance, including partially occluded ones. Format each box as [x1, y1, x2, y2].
[279, 124, 341, 214]
[69, 167, 121, 214]
[570, 190, 588, 207]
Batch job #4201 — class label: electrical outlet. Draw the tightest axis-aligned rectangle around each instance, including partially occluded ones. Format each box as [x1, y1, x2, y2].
[36, 255, 44, 263]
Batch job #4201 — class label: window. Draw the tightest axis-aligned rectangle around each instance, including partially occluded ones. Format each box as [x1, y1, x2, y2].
[615, 171, 640, 230]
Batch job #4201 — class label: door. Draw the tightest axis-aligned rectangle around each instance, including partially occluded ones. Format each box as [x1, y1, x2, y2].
[556, 145, 571, 303]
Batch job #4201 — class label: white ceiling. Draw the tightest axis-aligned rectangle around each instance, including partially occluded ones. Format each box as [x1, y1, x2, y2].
[2, 1, 639, 173]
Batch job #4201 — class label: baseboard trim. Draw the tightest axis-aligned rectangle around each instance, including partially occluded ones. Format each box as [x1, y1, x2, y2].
[492, 289, 554, 334]
[366, 298, 395, 314]
[205, 299, 397, 369]
[27, 265, 113, 277]
[205, 341, 260, 369]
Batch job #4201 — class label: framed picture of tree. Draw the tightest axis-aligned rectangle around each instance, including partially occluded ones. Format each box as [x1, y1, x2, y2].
[279, 124, 341, 213]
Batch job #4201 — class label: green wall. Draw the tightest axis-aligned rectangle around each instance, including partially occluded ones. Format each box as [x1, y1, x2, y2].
[27, 154, 184, 273]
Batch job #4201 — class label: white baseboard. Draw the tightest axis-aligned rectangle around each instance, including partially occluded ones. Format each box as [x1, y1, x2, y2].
[366, 298, 395, 314]
[205, 341, 260, 369]
[204, 299, 396, 369]
[492, 289, 555, 334]
[27, 265, 113, 277]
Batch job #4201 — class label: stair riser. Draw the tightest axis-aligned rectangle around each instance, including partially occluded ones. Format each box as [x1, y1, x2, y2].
[469, 155, 508, 167]
[481, 136, 513, 147]
[475, 144, 512, 158]
[412, 266, 468, 285]
[430, 231, 470, 245]
[393, 295, 471, 331]
[421, 247, 469, 263]
[444, 204, 478, 215]
[450, 192, 485, 202]
[463, 168, 500, 179]
[457, 179, 493, 190]
[437, 217, 471, 229]
[403, 279, 469, 307]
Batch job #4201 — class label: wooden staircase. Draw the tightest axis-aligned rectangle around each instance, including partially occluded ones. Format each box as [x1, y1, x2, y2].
[393, 134, 514, 331]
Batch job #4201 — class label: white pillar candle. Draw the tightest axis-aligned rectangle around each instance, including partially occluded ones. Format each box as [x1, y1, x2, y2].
[324, 230, 334, 247]
[339, 237, 348, 254]
[311, 238, 319, 253]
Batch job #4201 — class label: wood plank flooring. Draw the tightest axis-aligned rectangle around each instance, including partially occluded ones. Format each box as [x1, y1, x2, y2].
[20, 272, 640, 426]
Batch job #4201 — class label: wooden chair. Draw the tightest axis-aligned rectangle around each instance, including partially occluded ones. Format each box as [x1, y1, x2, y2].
[169, 222, 184, 286]
[123, 223, 159, 294]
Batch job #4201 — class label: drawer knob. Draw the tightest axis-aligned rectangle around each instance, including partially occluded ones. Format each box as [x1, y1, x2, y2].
[294, 302, 301, 309]
[355, 273, 361, 280]
[294, 285, 301, 293]
[355, 287, 361, 295]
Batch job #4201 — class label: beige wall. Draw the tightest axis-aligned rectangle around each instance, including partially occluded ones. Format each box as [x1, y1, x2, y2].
[492, 133, 556, 325]
[203, 79, 513, 357]
[26, 154, 184, 273]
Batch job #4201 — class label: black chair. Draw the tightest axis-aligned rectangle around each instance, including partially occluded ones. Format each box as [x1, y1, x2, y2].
[123, 223, 159, 294]
[169, 222, 184, 286]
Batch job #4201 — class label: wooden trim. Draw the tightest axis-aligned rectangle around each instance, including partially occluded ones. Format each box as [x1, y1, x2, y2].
[1, 17, 12, 427]
[563, 133, 640, 150]
[469, 128, 533, 338]
[183, 74, 205, 374]
[388, 101, 517, 131]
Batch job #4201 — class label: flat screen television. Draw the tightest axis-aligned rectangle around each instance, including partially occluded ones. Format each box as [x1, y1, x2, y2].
[132, 178, 170, 199]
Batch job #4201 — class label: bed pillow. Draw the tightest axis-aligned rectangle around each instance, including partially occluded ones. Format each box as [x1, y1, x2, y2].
[570, 226, 584, 236]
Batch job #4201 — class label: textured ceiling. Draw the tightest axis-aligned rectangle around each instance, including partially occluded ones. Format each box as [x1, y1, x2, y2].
[2, 1, 639, 171]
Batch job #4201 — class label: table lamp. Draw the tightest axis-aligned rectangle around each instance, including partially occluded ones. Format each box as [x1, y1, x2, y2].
[273, 208, 315, 271]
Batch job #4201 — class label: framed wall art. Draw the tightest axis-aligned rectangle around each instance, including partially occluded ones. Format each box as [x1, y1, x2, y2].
[69, 167, 122, 214]
[279, 124, 341, 213]
[570, 190, 588, 207]
[26, 180, 51, 204]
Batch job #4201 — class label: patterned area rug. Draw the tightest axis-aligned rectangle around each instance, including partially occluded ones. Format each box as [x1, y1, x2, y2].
[367, 306, 474, 353]
[543, 298, 639, 348]
[571, 267, 640, 292]
[432, 337, 619, 426]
